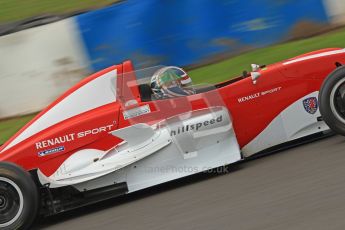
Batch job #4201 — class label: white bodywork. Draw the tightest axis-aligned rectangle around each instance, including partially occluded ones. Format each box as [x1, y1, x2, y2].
[242, 91, 329, 157]
[38, 107, 242, 191]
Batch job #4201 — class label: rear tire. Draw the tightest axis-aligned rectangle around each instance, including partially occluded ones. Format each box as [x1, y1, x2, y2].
[319, 66, 345, 136]
[0, 162, 39, 230]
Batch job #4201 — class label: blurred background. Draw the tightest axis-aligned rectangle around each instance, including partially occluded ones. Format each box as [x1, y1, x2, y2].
[0, 0, 344, 144]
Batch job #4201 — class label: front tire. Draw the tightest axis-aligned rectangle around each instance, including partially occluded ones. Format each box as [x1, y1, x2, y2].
[319, 66, 345, 136]
[0, 162, 39, 230]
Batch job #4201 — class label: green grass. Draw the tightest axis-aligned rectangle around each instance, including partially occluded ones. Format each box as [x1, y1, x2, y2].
[1, 28, 345, 145]
[0, 114, 36, 145]
[189, 28, 345, 84]
[0, 0, 118, 23]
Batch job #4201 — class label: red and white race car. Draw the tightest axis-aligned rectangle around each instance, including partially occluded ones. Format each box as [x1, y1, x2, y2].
[1, 48, 345, 229]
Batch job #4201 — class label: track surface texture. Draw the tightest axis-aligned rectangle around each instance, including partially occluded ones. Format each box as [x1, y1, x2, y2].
[34, 135, 345, 230]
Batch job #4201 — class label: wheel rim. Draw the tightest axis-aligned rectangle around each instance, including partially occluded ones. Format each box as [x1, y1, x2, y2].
[0, 177, 24, 227]
[330, 78, 345, 124]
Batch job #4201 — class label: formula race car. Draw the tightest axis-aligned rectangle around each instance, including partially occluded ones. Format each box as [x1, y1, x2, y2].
[2, 48, 345, 229]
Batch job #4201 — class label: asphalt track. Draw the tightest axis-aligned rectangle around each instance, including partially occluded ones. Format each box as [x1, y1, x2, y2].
[34, 135, 345, 230]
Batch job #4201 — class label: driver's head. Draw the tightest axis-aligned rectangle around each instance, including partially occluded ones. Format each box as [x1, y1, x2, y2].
[151, 67, 194, 99]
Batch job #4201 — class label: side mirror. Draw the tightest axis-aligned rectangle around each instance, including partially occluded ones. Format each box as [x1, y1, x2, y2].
[251, 72, 261, 85]
[251, 64, 260, 72]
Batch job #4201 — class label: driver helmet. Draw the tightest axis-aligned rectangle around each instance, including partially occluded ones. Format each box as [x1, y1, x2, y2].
[151, 67, 195, 99]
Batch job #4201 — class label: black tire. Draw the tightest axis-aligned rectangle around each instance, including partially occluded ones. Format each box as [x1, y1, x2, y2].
[319, 66, 345, 136]
[0, 162, 39, 230]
